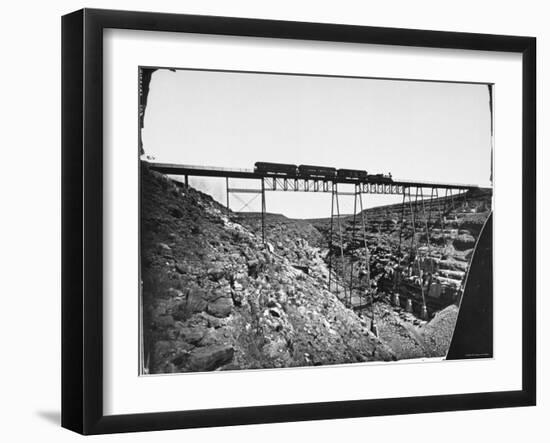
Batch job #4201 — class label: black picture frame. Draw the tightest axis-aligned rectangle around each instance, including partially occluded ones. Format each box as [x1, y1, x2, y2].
[61, 8, 536, 435]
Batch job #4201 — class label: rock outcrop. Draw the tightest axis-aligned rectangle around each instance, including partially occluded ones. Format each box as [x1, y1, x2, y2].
[306, 188, 491, 314]
[141, 167, 394, 374]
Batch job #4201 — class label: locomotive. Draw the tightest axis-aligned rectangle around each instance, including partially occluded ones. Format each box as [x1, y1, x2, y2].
[366, 173, 393, 183]
[254, 162, 392, 182]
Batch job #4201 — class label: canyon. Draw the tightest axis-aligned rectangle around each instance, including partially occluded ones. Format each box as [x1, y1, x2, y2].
[140, 165, 492, 374]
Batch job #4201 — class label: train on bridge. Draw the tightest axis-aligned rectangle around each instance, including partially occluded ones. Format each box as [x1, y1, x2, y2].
[254, 162, 393, 183]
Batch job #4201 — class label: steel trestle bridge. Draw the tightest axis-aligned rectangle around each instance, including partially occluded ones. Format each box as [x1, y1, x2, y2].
[148, 162, 484, 192]
[147, 161, 491, 333]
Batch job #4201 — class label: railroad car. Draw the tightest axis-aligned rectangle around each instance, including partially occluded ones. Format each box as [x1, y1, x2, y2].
[366, 173, 393, 183]
[336, 168, 368, 180]
[298, 164, 337, 178]
[254, 162, 298, 175]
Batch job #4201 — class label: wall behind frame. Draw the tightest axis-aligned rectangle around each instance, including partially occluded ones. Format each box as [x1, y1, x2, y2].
[0, 1, 545, 442]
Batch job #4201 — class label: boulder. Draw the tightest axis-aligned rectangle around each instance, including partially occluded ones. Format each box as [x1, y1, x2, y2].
[232, 281, 244, 292]
[175, 263, 187, 274]
[154, 314, 175, 328]
[205, 287, 231, 302]
[207, 266, 226, 282]
[188, 345, 234, 371]
[262, 337, 290, 361]
[231, 289, 243, 306]
[168, 205, 184, 219]
[437, 259, 468, 272]
[276, 289, 288, 304]
[178, 327, 205, 345]
[173, 288, 207, 320]
[207, 296, 233, 318]
[453, 233, 476, 251]
[247, 259, 262, 278]
[158, 243, 172, 258]
[169, 284, 184, 295]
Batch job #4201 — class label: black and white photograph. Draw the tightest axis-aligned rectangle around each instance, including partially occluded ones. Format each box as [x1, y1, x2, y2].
[139, 68, 494, 375]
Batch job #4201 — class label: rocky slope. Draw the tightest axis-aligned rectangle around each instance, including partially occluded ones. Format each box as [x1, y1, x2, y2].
[240, 187, 491, 361]
[140, 166, 395, 374]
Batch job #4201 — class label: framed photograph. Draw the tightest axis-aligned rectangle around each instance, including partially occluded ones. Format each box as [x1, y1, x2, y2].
[62, 8, 536, 435]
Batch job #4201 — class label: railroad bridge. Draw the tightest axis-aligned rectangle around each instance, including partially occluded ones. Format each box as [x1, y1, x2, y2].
[146, 161, 492, 334]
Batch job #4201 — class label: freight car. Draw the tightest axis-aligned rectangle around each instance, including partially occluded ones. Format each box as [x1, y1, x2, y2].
[298, 164, 337, 179]
[336, 168, 369, 180]
[254, 162, 298, 176]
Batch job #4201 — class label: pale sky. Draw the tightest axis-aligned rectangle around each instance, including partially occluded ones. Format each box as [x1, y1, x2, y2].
[141, 68, 492, 218]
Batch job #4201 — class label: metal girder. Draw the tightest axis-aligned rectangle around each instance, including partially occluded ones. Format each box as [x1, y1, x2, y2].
[265, 177, 335, 192]
[231, 193, 261, 212]
[264, 177, 410, 195]
[361, 183, 404, 194]
[227, 188, 262, 194]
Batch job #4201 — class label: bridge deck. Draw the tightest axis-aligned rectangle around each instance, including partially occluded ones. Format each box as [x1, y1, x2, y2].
[146, 161, 490, 191]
